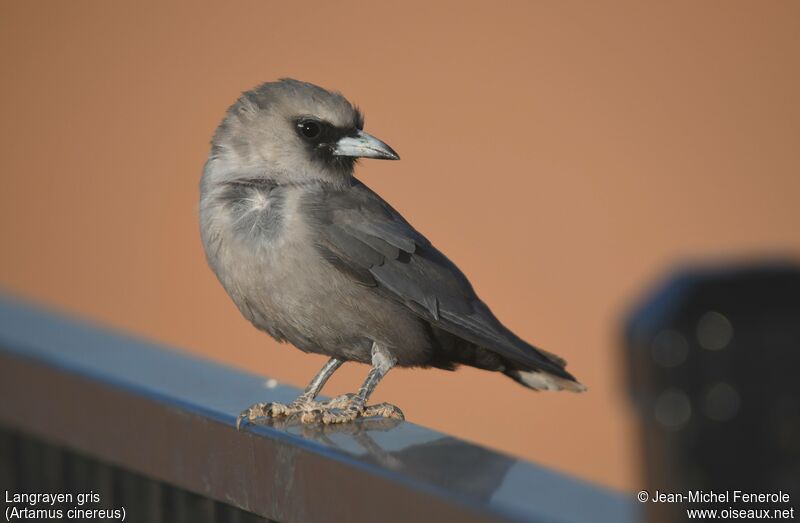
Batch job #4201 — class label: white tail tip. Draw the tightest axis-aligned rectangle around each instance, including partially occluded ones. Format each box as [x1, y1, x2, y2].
[508, 369, 587, 392]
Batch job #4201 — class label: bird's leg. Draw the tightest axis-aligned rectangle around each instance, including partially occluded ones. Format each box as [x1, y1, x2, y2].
[320, 344, 404, 424]
[236, 358, 343, 429]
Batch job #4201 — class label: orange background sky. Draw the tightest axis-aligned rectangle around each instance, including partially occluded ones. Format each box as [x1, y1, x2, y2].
[1, 1, 798, 492]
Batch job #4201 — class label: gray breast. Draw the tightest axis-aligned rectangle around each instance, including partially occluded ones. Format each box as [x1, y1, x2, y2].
[219, 180, 286, 241]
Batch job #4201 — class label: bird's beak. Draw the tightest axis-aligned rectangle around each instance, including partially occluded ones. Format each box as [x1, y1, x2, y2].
[333, 130, 400, 160]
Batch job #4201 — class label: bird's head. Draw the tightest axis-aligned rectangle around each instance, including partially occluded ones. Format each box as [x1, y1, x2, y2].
[206, 78, 398, 187]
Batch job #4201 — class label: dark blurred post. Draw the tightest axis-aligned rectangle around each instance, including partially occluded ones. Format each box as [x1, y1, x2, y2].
[625, 263, 800, 522]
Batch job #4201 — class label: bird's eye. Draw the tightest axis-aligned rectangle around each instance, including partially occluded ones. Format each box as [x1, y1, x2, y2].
[297, 120, 322, 140]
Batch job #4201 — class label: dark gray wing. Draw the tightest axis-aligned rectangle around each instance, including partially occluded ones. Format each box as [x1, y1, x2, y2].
[309, 179, 574, 380]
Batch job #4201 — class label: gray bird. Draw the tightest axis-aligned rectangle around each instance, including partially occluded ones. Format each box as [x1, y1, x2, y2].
[200, 79, 585, 427]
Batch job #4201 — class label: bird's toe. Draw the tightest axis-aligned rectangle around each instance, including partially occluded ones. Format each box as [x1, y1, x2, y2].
[362, 402, 405, 421]
[322, 393, 356, 410]
[236, 402, 271, 430]
[316, 401, 404, 424]
[321, 406, 361, 425]
[238, 399, 320, 429]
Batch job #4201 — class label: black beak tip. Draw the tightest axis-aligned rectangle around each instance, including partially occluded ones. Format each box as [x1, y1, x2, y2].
[385, 145, 401, 161]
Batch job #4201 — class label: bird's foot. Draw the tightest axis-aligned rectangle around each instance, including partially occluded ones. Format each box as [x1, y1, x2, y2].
[318, 394, 404, 425]
[237, 394, 404, 427]
[236, 397, 321, 429]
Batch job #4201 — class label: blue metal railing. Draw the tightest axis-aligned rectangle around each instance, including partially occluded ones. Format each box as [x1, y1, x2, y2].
[0, 295, 636, 523]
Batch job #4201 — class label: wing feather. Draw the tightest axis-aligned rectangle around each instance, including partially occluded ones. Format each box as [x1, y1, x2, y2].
[309, 180, 574, 379]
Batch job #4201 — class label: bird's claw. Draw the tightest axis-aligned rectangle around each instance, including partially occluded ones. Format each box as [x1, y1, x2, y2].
[237, 395, 404, 428]
[318, 396, 404, 425]
[362, 402, 405, 420]
[236, 399, 321, 429]
[320, 406, 360, 424]
[321, 393, 356, 410]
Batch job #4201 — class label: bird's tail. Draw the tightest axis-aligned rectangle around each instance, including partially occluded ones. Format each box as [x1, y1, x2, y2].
[504, 368, 587, 392]
[503, 348, 587, 392]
